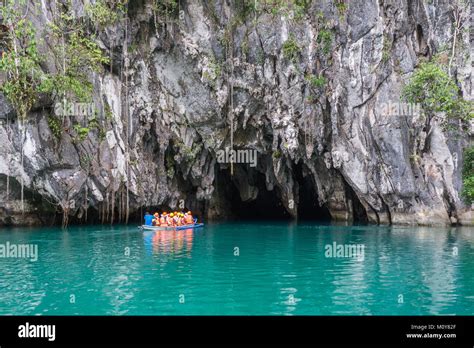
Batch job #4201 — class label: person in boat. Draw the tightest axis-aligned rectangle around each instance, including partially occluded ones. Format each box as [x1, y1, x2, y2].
[159, 215, 162, 226]
[174, 213, 180, 226]
[184, 211, 194, 225]
[175, 213, 181, 226]
[182, 212, 189, 225]
[144, 212, 154, 226]
[152, 213, 160, 226]
[167, 213, 175, 226]
[173, 213, 181, 226]
[160, 212, 167, 226]
[177, 213, 185, 226]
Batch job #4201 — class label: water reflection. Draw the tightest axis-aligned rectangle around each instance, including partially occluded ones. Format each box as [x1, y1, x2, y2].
[144, 229, 194, 255]
[0, 224, 472, 315]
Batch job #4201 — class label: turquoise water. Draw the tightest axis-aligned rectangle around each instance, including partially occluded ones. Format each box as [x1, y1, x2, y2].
[0, 222, 473, 315]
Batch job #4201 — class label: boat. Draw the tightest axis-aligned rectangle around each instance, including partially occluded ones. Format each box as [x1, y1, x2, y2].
[139, 218, 204, 231]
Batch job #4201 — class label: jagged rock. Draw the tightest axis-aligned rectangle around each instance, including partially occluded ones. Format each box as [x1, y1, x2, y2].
[0, 94, 13, 120]
[0, 0, 471, 226]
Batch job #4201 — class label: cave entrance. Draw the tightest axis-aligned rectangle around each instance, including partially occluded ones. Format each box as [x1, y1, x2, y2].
[345, 183, 369, 224]
[294, 162, 331, 222]
[219, 166, 292, 221]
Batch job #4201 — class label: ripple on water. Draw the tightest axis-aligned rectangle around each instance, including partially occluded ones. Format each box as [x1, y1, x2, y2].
[0, 224, 472, 315]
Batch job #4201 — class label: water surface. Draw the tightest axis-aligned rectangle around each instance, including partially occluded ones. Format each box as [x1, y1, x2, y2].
[0, 222, 473, 315]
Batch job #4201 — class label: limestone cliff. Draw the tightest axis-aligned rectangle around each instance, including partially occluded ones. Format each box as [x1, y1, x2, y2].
[0, 0, 472, 226]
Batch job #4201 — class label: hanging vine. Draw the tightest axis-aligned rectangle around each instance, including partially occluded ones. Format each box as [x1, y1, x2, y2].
[124, 10, 131, 225]
[0, 0, 43, 216]
[226, 3, 235, 176]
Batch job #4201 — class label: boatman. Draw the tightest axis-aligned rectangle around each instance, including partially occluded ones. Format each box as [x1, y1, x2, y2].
[144, 212, 154, 226]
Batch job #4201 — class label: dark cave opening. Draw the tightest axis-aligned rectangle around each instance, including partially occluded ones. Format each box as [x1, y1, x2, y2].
[294, 162, 332, 222]
[218, 166, 292, 221]
[345, 183, 369, 224]
[216, 162, 336, 222]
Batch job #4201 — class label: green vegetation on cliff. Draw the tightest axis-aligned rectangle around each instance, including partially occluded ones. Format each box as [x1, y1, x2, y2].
[403, 58, 473, 205]
[43, 5, 110, 102]
[462, 146, 474, 204]
[402, 60, 473, 124]
[85, 0, 127, 28]
[0, 0, 44, 120]
[0, 1, 109, 110]
[282, 35, 300, 62]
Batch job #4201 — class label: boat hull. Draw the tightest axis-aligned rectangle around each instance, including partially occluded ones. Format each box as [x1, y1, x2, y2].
[140, 223, 204, 231]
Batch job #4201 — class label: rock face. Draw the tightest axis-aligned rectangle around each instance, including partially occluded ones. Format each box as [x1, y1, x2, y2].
[0, 0, 472, 226]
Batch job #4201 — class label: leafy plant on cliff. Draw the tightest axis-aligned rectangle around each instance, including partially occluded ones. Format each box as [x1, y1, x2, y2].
[261, 0, 308, 21]
[0, 0, 45, 120]
[403, 60, 473, 203]
[0, 0, 48, 216]
[282, 35, 300, 63]
[306, 74, 326, 89]
[85, 0, 128, 28]
[334, 0, 348, 19]
[462, 146, 474, 204]
[402, 61, 473, 125]
[1, 1, 109, 109]
[175, 141, 202, 162]
[47, 116, 62, 141]
[73, 124, 90, 142]
[318, 29, 333, 56]
[381, 34, 392, 63]
[165, 152, 175, 179]
[152, 0, 179, 22]
[44, 7, 110, 103]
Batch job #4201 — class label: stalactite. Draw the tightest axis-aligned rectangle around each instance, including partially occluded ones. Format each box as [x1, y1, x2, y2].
[105, 191, 109, 223]
[8, 7, 25, 215]
[61, 198, 69, 229]
[6, 114, 10, 204]
[20, 120, 25, 215]
[110, 180, 115, 225]
[125, 178, 130, 224]
[122, 184, 126, 222]
[118, 185, 125, 222]
[6, 172, 9, 203]
[101, 199, 106, 224]
[62, 206, 68, 229]
[227, 4, 235, 176]
[118, 183, 123, 223]
[124, 14, 130, 225]
[98, 200, 101, 223]
[110, 47, 113, 74]
[84, 181, 88, 223]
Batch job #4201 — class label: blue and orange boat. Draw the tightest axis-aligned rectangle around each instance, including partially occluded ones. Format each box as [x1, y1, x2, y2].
[139, 218, 204, 231]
